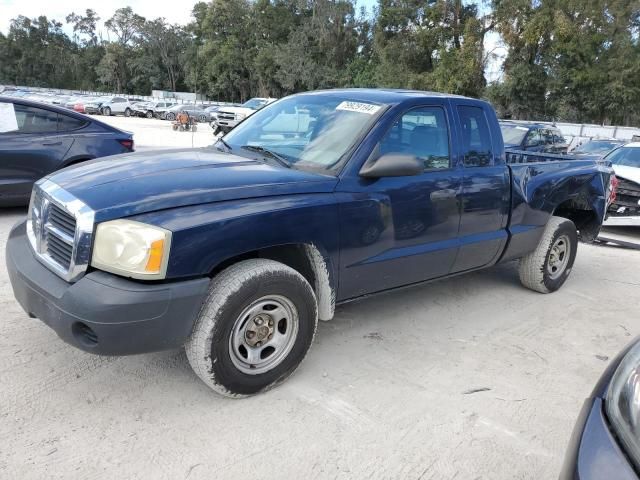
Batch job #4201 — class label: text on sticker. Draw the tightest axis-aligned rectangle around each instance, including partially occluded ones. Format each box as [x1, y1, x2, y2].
[336, 101, 381, 115]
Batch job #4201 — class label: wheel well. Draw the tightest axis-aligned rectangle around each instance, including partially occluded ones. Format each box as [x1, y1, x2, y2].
[553, 198, 600, 242]
[210, 244, 335, 321]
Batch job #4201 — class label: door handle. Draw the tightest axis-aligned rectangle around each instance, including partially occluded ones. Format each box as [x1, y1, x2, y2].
[42, 141, 62, 146]
[430, 189, 457, 201]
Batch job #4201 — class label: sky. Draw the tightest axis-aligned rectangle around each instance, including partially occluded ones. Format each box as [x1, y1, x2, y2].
[0, 0, 504, 81]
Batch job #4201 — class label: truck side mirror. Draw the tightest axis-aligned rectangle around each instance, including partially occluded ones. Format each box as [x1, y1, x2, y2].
[360, 153, 424, 178]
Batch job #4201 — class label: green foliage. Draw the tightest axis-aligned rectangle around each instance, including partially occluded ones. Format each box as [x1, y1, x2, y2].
[1, 0, 639, 126]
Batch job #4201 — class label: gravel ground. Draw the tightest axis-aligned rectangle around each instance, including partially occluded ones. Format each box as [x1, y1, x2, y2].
[1, 115, 639, 479]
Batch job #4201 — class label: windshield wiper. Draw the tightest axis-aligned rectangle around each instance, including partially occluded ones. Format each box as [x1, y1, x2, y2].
[241, 145, 291, 168]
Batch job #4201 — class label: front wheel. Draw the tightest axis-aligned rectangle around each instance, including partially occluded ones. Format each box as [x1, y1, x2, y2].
[166, 112, 175, 121]
[124, 108, 131, 117]
[146, 110, 154, 118]
[519, 216, 578, 293]
[186, 259, 318, 397]
[102, 107, 111, 116]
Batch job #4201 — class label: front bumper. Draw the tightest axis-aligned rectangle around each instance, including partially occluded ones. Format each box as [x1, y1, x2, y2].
[6, 221, 210, 356]
[559, 397, 638, 480]
[215, 119, 239, 129]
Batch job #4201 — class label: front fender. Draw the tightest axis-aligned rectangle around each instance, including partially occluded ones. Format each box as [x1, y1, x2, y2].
[129, 193, 340, 285]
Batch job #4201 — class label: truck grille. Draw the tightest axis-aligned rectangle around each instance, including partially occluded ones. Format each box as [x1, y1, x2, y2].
[608, 177, 640, 217]
[27, 180, 95, 282]
[217, 111, 236, 121]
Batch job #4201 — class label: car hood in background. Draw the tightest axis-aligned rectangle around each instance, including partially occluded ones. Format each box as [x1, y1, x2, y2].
[612, 165, 640, 185]
[46, 148, 337, 221]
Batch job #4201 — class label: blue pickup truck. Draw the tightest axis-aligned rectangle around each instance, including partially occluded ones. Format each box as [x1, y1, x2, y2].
[7, 89, 615, 397]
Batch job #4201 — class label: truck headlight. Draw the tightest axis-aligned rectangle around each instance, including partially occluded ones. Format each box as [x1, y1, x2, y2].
[606, 340, 640, 470]
[91, 220, 172, 279]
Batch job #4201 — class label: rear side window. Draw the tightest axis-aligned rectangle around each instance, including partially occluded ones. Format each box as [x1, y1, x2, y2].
[12, 104, 58, 134]
[378, 106, 450, 170]
[458, 105, 492, 167]
[58, 113, 88, 132]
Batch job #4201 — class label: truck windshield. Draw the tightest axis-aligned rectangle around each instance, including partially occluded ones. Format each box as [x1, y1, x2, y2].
[243, 98, 268, 110]
[500, 124, 528, 146]
[573, 140, 621, 154]
[606, 146, 640, 167]
[221, 95, 387, 174]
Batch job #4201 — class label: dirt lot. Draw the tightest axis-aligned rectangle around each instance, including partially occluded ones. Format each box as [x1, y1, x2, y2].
[1, 115, 639, 479]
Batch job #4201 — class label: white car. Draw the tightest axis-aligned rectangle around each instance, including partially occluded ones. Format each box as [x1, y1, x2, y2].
[604, 142, 640, 227]
[214, 97, 277, 134]
[99, 97, 144, 117]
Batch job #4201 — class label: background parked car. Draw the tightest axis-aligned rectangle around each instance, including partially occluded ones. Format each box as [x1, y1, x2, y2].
[134, 101, 175, 119]
[99, 97, 144, 117]
[569, 138, 625, 157]
[213, 97, 277, 134]
[560, 337, 640, 480]
[161, 104, 209, 122]
[84, 96, 112, 115]
[500, 122, 569, 153]
[0, 96, 134, 206]
[603, 142, 640, 227]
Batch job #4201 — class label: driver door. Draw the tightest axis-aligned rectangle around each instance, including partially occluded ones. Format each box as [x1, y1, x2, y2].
[336, 104, 463, 300]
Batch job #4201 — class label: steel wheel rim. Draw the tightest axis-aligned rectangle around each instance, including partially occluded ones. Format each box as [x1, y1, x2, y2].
[229, 295, 299, 375]
[547, 234, 570, 279]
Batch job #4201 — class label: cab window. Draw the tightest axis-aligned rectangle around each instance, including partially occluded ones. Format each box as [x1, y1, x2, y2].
[378, 106, 450, 171]
[458, 105, 492, 167]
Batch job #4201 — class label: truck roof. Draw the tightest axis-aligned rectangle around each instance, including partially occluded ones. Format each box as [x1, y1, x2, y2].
[297, 88, 474, 104]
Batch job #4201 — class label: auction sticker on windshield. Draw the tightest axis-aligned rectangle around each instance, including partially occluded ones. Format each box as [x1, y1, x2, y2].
[0, 103, 18, 133]
[336, 101, 381, 115]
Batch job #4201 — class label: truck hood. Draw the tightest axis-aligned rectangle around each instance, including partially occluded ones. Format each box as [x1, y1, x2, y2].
[612, 165, 640, 185]
[218, 106, 255, 116]
[47, 148, 338, 221]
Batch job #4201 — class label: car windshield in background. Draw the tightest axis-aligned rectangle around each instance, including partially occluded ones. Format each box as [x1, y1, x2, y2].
[221, 95, 387, 174]
[242, 99, 267, 110]
[574, 140, 622, 154]
[500, 124, 528, 146]
[606, 146, 640, 167]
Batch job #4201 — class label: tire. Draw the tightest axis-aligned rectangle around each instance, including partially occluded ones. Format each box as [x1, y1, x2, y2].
[102, 107, 111, 116]
[518, 216, 578, 293]
[146, 110, 153, 119]
[198, 114, 207, 123]
[166, 112, 175, 121]
[186, 259, 318, 397]
[124, 108, 131, 117]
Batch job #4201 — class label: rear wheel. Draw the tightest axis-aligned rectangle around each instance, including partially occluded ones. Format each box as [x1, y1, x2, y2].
[198, 114, 207, 123]
[519, 216, 578, 293]
[185, 259, 318, 397]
